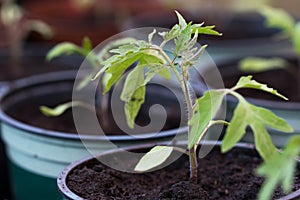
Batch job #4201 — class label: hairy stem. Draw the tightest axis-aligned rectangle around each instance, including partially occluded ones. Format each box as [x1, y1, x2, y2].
[182, 68, 198, 182]
[154, 44, 198, 182]
[150, 45, 182, 82]
[150, 44, 198, 182]
[189, 145, 198, 183]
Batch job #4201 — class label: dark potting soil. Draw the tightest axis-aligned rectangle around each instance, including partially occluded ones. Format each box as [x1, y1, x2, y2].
[66, 146, 300, 200]
[7, 85, 183, 135]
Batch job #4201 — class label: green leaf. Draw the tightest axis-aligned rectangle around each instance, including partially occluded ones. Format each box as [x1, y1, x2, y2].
[46, 37, 99, 69]
[76, 73, 95, 90]
[188, 90, 225, 149]
[143, 63, 170, 85]
[251, 120, 279, 160]
[223, 77, 293, 159]
[185, 45, 208, 68]
[46, 43, 85, 61]
[104, 52, 143, 93]
[192, 25, 222, 36]
[135, 146, 174, 172]
[174, 23, 192, 55]
[146, 65, 170, 81]
[221, 102, 248, 152]
[249, 104, 293, 132]
[124, 86, 146, 128]
[97, 37, 137, 62]
[141, 50, 165, 65]
[259, 6, 295, 37]
[82, 36, 92, 52]
[39, 101, 86, 117]
[139, 50, 170, 81]
[109, 44, 139, 55]
[233, 76, 287, 100]
[121, 66, 144, 102]
[257, 136, 300, 200]
[101, 73, 112, 88]
[238, 57, 288, 73]
[222, 98, 293, 160]
[159, 24, 181, 41]
[151, 68, 169, 80]
[175, 10, 187, 29]
[93, 56, 118, 80]
[292, 22, 300, 54]
[124, 86, 145, 128]
[148, 29, 156, 43]
[120, 66, 146, 128]
[185, 28, 199, 51]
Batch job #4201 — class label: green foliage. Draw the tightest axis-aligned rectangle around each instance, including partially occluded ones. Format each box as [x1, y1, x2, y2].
[259, 6, 295, 37]
[293, 22, 300, 54]
[222, 76, 293, 160]
[120, 66, 146, 128]
[259, 5, 300, 54]
[95, 11, 221, 128]
[233, 75, 287, 100]
[46, 37, 97, 67]
[188, 90, 225, 149]
[193, 25, 222, 36]
[222, 99, 292, 160]
[136, 75, 293, 172]
[135, 146, 174, 172]
[39, 101, 87, 117]
[257, 136, 300, 200]
[238, 57, 287, 73]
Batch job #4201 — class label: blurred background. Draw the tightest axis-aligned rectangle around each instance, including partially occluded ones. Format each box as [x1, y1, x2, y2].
[0, 0, 299, 46]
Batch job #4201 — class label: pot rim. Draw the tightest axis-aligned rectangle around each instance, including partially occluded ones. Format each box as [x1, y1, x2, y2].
[57, 140, 300, 200]
[0, 70, 187, 141]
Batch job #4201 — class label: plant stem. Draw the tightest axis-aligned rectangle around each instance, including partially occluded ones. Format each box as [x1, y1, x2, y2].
[154, 44, 198, 182]
[189, 145, 198, 183]
[150, 45, 182, 82]
[181, 68, 198, 183]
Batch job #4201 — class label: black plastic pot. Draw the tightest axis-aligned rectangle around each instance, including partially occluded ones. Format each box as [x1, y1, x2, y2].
[0, 70, 187, 199]
[57, 141, 300, 199]
[0, 44, 83, 199]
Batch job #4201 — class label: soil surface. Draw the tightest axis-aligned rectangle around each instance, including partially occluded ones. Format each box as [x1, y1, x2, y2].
[66, 146, 300, 200]
[6, 84, 183, 135]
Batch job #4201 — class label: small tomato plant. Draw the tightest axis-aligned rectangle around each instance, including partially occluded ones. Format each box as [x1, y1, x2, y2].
[92, 11, 295, 199]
